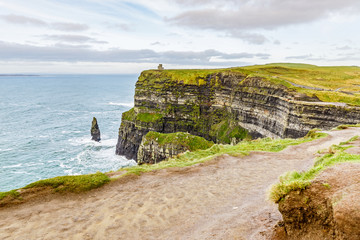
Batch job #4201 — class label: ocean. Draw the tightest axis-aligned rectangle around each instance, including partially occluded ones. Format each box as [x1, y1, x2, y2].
[0, 74, 138, 192]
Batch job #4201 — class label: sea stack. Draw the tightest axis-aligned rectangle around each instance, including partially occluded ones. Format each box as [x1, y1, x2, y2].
[91, 117, 101, 142]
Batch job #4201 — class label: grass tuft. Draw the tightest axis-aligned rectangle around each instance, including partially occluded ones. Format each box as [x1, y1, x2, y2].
[23, 172, 110, 193]
[0, 190, 21, 201]
[269, 136, 360, 203]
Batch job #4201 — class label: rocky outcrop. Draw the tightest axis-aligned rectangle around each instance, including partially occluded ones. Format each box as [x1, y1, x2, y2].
[137, 131, 214, 164]
[276, 163, 360, 240]
[91, 117, 101, 142]
[116, 69, 360, 161]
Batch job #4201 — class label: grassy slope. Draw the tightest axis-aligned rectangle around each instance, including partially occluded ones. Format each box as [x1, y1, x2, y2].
[269, 135, 360, 203]
[142, 63, 360, 106]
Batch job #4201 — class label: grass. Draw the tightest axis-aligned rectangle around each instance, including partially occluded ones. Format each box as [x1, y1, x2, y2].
[269, 136, 360, 203]
[334, 123, 360, 130]
[122, 108, 163, 124]
[0, 172, 110, 203]
[144, 131, 214, 151]
[23, 172, 110, 193]
[236, 64, 360, 106]
[0, 190, 21, 201]
[139, 69, 226, 85]
[124, 130, 326, 176]
[136, 112, 163, 123]
[122, 108, 136, 122]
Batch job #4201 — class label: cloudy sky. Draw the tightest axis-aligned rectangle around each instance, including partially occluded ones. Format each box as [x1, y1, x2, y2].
[0, 0, 359, 73]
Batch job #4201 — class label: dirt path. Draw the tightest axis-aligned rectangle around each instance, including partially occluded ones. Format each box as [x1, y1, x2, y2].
[1, 128, 360, 240]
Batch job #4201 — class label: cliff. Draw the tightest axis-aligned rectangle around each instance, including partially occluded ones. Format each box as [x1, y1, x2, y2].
[137, 131, 214, 164]
[116, 64, 360, 161]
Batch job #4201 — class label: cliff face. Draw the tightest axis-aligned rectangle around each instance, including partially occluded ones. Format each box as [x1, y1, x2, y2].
[116, 69, 360, 161]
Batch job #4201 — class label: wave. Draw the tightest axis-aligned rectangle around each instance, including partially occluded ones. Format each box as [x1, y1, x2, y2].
[68, 137, 117, 147]
[0, 148, 14, 152]
[108, 102, 134, 107]
[61, 146, 136, 175]
[2, 163, 22, 169]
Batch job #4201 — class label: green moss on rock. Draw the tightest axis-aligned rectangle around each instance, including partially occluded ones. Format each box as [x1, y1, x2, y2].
[210, 120, 249, 144]
[122, 108, 136, 122]
[122, 107, 163, 124]
[136, 112, 163, 123]
[144, 131, 214, 152]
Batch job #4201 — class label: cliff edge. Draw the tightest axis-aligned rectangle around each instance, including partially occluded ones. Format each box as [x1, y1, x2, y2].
[116, 64, 360, 161]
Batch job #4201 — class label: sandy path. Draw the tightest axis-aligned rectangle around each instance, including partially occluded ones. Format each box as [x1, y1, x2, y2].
[1, 128, 360, 240]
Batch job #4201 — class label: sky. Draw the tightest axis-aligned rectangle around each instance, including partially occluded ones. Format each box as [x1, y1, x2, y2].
[0, 0, 359, 73]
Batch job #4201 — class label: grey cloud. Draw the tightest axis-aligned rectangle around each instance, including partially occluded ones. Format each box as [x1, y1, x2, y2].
[0, 41, 270, 65]
[286, 54, 313, 60]
[174, 0, 243, 7]
[103, 22, 132, 31]
[41, 35, 107, 44]
[53, 43, 92, 49]
[151, 41, 163, 46]
[168, 0, 360, 41]
[51, 22, 89, 31]
[0, 14, 88, 32]
[0, 14, 47, 26]
[336, 45, 352, 50]
[227, 31, 268, 45]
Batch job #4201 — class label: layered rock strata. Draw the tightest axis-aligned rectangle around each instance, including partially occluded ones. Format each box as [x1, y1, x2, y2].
[116, 70, 360, 161]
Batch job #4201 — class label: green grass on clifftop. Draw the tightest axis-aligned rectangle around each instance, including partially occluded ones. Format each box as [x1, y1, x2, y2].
[269, 135, 360, 203]
[24, 172, 110, 193]
[124, 129, 326, 176]
[141, 63, 360, 106]
[0, 172, 110, 204]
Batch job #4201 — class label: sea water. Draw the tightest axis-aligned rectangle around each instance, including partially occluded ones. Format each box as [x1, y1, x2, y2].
[0, 74, 138, 192]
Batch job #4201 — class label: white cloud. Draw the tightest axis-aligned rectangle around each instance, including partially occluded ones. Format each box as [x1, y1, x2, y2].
[0, 14, 46, 26]
[0, 14, 89, 32]
[0, 41, 269, 65]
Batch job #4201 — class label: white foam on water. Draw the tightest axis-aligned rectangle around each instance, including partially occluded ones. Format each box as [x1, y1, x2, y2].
[0, 148, 14, 152]
[68, 136, 97, 146]
[108, 102, 134, 107]
[61, 130, 82, 134]
[64, 142, 136, 175]
[68, 136, 117, 147]
[24, 162, 44, 167]
[2, 163, 23, 169]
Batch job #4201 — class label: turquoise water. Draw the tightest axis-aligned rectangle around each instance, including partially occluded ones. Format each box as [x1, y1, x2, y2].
[0, 74, 138, 192]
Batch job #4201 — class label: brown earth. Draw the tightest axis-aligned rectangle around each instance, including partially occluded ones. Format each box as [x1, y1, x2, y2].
[277, 163, 360, 240]
[1, 128, 360, 240]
